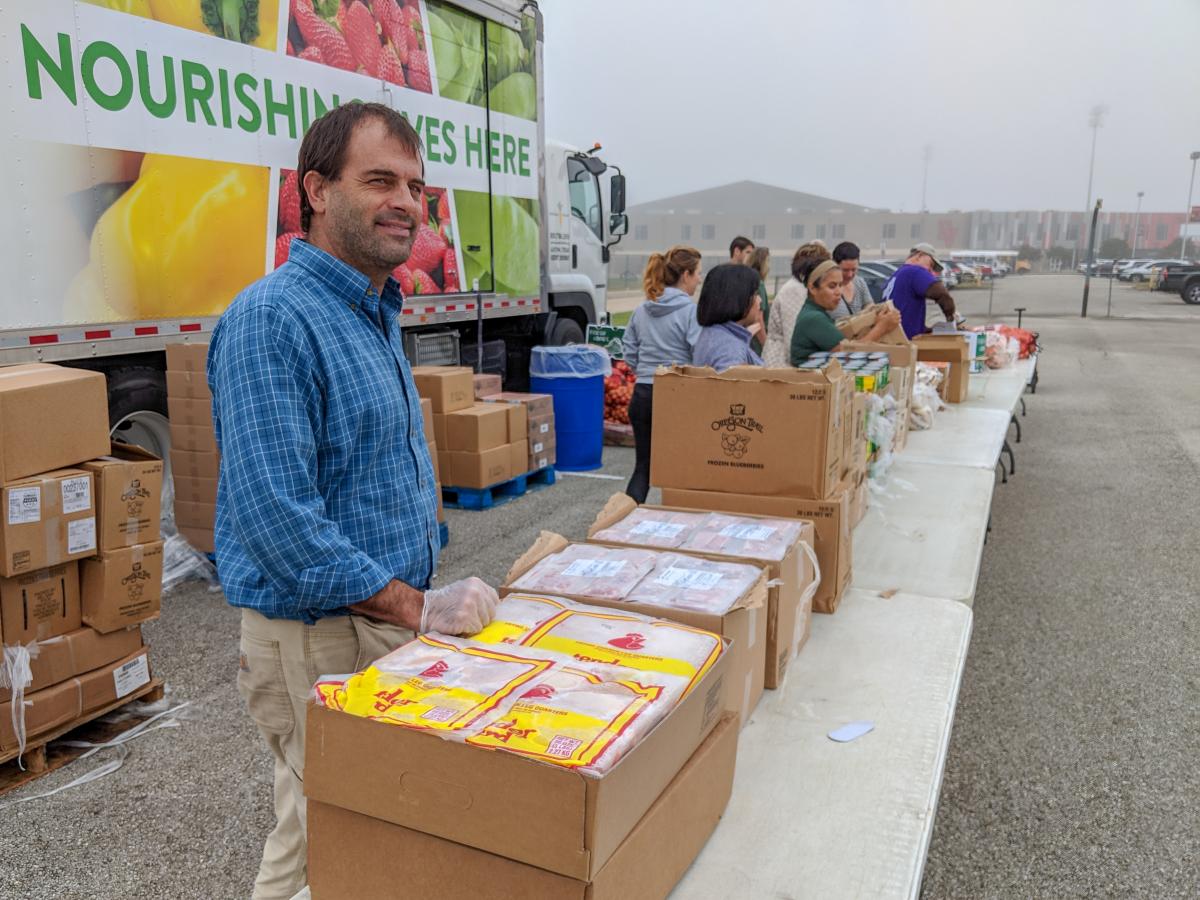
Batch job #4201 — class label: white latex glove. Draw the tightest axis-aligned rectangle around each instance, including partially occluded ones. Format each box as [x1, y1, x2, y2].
[420, 577, 499, 635]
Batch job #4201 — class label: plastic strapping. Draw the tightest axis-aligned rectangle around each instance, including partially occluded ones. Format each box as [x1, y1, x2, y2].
[0, 642, 40, 767]
[797, 541, 822, 611]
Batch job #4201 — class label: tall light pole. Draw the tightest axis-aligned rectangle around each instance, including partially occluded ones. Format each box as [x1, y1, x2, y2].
[1131, 191, 1144, 257]
[921, 144, 932, 213]
[1181, 151, 1200, 260]
[1076, 104, 1107, 267]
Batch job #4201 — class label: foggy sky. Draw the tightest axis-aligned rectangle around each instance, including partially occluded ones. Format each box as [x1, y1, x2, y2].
[539, 0, 1200, 214]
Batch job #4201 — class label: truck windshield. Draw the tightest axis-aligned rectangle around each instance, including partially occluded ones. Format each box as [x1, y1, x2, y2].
[567, 158, 603, 240]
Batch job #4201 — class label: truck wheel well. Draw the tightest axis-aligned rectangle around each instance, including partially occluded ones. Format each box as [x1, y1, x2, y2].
[549, 292, 595, 330]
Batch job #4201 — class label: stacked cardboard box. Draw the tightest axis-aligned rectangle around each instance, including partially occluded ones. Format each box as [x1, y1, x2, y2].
[0, 365, 157, 758]
[166, 343, 218, 552]
[650, 364, 855, 617]
[483, 391, 556, 472]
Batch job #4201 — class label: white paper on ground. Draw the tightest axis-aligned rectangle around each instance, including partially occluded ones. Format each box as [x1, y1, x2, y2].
[828, 720, 875, 743]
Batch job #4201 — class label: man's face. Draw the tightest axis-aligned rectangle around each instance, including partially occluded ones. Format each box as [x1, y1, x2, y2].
[306, 118, 425, 278]
[838, 259, 859, 284]
[734, 246, 753, 265]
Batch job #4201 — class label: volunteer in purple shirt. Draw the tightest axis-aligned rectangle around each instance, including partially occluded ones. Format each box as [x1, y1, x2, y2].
[881, 242, 961, 338]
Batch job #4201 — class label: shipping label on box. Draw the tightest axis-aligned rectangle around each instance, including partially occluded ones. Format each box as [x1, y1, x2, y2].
[0, 562, 81, 645]
[0, 469, 96, 576]
[443, 405, 509, 453]
[81, 543, 163, 634]
[411, 366, 474, 414]
[0, 364, 110, 485]
[650, 365, 849, 501]
[83, 444, 164, 552]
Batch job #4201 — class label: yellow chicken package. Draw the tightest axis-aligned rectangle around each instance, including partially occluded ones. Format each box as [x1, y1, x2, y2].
[469, 593, 568, 646]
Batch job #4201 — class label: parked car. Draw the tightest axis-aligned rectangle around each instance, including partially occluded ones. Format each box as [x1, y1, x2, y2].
[1119, 260, 1165, 283]
[1157, 262, 1200, 299]
[1115, 259, 1159, 280]
[948, 261, 981, 285]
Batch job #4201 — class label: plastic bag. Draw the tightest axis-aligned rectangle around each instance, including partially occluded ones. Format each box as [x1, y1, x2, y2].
[909, 363, 946, 431]
[590, 508, 707, 549]
[509, 544, 657, 599]
[629, 553, 761, 614]
[529, 344, 613, 379]
[680, 513, 803, 563]
[983, 331, 1016, 369]
[864, 393, 898, 483]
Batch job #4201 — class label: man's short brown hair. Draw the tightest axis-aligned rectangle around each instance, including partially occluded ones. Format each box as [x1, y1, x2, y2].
[297, 102, 423, 232]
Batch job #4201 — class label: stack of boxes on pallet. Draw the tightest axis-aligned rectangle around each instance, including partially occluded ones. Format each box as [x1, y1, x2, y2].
[0, 365, 158, 761]
[165, 343, 218, 553]
[413, 366, 555, 491]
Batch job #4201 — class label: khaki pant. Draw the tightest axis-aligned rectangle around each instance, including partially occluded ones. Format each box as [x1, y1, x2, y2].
[238, 608, 413, 900]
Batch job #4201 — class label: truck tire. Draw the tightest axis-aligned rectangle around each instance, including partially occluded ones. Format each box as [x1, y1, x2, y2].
[548, 316, 584, 346]
[1183, 281, 1200, 305]
[107, 366, 172, 461]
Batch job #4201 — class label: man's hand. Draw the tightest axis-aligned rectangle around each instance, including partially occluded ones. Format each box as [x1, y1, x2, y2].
[350, 580, 426, 631]
[420, 577, 499, 635]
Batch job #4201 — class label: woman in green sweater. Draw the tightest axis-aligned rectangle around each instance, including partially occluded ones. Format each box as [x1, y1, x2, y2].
[789, 259, 901, 364]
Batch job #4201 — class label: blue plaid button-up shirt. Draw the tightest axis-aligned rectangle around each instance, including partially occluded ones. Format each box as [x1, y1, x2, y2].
[207, 239, 440, 623]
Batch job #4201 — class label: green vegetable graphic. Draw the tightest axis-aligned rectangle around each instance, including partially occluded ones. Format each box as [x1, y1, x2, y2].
[489, 72, 535, 120]
[455, 191, 540, 296]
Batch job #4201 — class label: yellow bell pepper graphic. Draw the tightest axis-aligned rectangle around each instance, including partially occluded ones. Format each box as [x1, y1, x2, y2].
[68, 154, 269, 320]
[148, 0, 279, 49]
[82, 0, 154, 14]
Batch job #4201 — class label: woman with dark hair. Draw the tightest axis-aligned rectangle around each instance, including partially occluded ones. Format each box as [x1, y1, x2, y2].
[789, 258, 900, 364]
[746, 246, 771, 355]
[762, 241, 830, 366]
[692, 264, 764, 372]
[623, 245, 703, 502]
[831, 241, 873, 315]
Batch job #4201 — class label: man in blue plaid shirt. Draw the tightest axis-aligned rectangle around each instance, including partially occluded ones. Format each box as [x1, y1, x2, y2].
[208, 103, 497, 900]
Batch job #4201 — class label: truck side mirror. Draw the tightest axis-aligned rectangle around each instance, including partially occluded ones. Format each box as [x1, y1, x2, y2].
[609, 213, 629, 237]
[610, 174, 626, 214]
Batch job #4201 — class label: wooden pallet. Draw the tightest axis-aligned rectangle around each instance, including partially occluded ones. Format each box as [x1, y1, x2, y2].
[0, 678, 164, 796]
[441, 465, 557, 511]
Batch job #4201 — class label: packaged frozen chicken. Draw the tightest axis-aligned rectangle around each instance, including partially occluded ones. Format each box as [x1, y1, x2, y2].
[470, 593, 569, 646]
[508, 543, 657, 599]
[629, 553, 763, 614]
[679, 513, 804, 562]
[588, 507, 707, 549]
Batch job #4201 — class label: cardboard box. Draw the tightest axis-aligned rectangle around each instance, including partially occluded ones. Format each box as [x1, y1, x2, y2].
[530, 445, 557, 472]
[483, 391, 554, 419]
[444, 405, 509, 453]
[850, 471, 869, 529]
[843, 340, 918, 455]
[174, 500, 216, 530]
[304, 647, 730, 882]
[661, 488, 852, 616]
[835, 301, 907, 345]
[80, 543, 163, 633]
[166, 396, 214, 428]
[0, 625, 143, 702]
[169, 449, 220, 480]
[0, 648, 152, 755]
[83, 444, 164, 552]
[0, 563, 81, 645]
[505, 532, 767, 728]
[501, 402, 529, 444]
[649, 365, 851, 501]
[432, 413, 449, 450]
[588, 494, 814, 690]
[914, 334, 971, 403]
[308, 712, 738, 900]
[0, 364, 110, 484]
[447, 447, 511, 489]
[473, 372, 502, 399]
[178, 523, 215, 554]
[428, 442, 440, 482]
[165, 369, 211, 401]
[172, 474, 217, 505]
[509, 440, 529, 477]
[0, 469, 97, 576]
[527, 411, 556, 444]
[169, 422, 218, 454]
[420, 398, 434, 443]
[850, 393, 868, 480]
[412, 366, 474, 413]
[165, 342, 208, 373]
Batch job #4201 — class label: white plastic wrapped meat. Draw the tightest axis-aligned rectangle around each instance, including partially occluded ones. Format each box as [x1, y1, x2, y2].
[508, 544, 658, 599]
[589, 507, 707, 549]
[629, 553, 763, 614]
[680, 513, 803, 562]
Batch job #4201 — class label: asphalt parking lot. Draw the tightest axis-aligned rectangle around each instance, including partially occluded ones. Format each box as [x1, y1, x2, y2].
[2, 273, 1197, 899]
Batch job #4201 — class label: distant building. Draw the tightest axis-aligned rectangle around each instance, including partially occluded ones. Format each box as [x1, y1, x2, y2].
[613, 181, 1187, 285]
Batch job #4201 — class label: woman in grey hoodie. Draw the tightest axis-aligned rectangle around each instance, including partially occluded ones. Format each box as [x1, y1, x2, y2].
[622, 245, 703, 503]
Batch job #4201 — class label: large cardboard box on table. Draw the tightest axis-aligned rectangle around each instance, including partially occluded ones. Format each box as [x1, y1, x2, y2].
[650, 364, 852, 501]
[588, 494, 815, 690]
[0, 562, 81, 645]
[914, 334, 971, 403]
[304, 646, 730, 888]
[412, 366, 474, 413]
[660, 487, 853, 616]
[81, 542, 163, 633]
[307, 712, 738, 900]
[0, 364, 110, 485]
[0, 469, 97, 576]
[503, 531, 768, 727]
[0, 648, 151, 755]
[83, 444, 164, 552]
[0, 625, 143, 702]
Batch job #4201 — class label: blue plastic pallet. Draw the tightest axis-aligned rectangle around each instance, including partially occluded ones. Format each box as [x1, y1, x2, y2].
[438, 521, 449, 548]
[441, 465, 557, 511]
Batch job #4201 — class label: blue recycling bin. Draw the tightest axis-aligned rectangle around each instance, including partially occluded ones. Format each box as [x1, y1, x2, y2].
[529, 345, 611, 472]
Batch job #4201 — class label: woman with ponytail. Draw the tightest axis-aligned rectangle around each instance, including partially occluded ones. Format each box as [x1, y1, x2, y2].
[623, 246, 703, 502]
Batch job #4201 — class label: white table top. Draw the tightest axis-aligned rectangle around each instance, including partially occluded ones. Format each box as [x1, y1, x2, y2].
[850, 461, 995, 604]
[965, 357, 1036, 412]
[672, 589, 972, 900]
[899, 404, 1012, 470]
